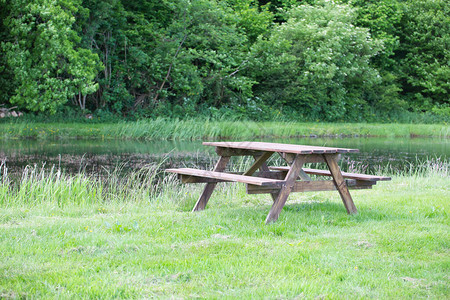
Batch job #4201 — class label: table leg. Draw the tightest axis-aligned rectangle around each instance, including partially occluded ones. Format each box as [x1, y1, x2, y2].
[192, 156, 230, 212]
[265, 154, 306, 224]
[323, 154, 357, 214]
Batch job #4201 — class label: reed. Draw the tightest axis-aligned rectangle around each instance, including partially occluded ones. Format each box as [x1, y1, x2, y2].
[0, 161, 168, 207]
[0, 119, 448, 140]
[0, 158, 447, 206]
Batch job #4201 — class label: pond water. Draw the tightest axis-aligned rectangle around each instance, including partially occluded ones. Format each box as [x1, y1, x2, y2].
[0, 137, 448, 178]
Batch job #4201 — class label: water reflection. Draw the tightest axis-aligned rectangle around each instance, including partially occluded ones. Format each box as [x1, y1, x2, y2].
[0, 137, 448, 177]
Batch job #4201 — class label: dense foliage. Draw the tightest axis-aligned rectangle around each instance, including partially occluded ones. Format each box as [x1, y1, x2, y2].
[0, 0, 448, 121]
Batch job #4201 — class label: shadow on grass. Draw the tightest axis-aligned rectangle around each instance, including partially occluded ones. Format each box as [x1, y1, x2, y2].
[192, 199, 413, 232]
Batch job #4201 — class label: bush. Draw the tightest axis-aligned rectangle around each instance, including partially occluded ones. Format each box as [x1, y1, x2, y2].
[248, 1, 383, 121]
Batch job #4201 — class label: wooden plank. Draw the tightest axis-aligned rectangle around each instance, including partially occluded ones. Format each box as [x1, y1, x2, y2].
[180, 170, 285, 183]
[181, 175, 225, 183]
[269, 166, 391, 181]
[279, 153, 339, 164]
[303, 169, 391, 181]
[247, 179, 374, 194]
[166, 168, 285, 187]
[216, 147, 264, 157]
[265, 154, 306, 224]
[324, 154, 358, 214]
[203, 141, 359, 154]
[255, 170, 285, 180]
[192, 156, 229, 211]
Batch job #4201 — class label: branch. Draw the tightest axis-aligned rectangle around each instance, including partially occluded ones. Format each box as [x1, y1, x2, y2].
[224, 59, 249, 79]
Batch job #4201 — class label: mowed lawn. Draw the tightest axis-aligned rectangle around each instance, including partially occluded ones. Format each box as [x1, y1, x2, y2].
[0, 169, 448, 298]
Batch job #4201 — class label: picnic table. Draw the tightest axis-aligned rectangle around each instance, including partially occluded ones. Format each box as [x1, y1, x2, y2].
[166, 141, 391, 223]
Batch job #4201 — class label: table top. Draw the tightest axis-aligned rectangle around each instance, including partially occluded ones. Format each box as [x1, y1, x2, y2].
[203, 141, 359, 154]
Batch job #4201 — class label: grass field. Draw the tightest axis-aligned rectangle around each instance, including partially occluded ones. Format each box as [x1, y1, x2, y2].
[0, 119, 448, 140]
[0, 160, 448, 298]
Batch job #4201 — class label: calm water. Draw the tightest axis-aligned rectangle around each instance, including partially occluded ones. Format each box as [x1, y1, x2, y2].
[0, 137, 448, 177]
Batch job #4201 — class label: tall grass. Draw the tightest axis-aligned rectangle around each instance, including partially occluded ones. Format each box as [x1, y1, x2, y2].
[0, 160, 170, 207]
[0, 157, 447, 208]
[0, 119, 448, 140]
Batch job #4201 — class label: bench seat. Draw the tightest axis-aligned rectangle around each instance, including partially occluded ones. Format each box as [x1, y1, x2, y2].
[166, 168, 286, 187]
[269, 166, 391, 182]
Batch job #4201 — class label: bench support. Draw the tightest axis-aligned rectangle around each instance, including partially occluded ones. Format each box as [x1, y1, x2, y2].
[257, 161, 278, 202]
[192, 156, 230, 211]
[324, 154, 357, 214]
[245, 152, 278, 202]
[243, 152, 274, 176]
[265, 154, 306, 224]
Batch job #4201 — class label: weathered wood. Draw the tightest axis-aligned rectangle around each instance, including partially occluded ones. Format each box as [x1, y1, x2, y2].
[253, 156, 278, 201]
[166, 168, 285, 187]
[324, 154, 358, 214]
[279, 153, 338, 164]
[192, 156, 230, 211]
[243, 152, 274, 176]
[247, 179, 374, 194]
[269, 166, 391, 182]
[216, 147, 264, 157]
[178, 170, 285, 183]
[280, 152, 296, 164]
[265, 154, 306, 224]
[280, 153, 311, 180]
[204, 141, 359, 154]
[298, 169, 312, 181]
[181, 175, 226, 183]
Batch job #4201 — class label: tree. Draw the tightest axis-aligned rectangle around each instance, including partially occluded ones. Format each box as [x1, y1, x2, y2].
[0, 0, 15, 105]
[396, 0, 449, 111]
[224, 0, 273, 42]
[340, 0, 405, 112]
[2, 0, 102, 113]
[249, 1, 383, 121]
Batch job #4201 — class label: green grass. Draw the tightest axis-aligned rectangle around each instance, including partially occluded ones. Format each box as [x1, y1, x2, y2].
[0, 118, 448, 140]
[0, 160, 448, 298]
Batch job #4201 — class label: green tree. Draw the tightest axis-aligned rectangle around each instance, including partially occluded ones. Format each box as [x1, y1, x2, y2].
[224, 0, 273, 42]
[2, 0, 102, 113]
[0, 0, 15, 105]
[77, 0, 256, 116]
[340, 0, 405, 112]
[78, 0, 132, 112]
[158, 0, 253, 108]
[249, 2, 383, 121]
[396, 0, 449, 111]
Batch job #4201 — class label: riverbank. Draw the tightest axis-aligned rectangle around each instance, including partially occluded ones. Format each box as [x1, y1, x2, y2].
[0, 119, 448, 140]
[0, 161, 448, 298]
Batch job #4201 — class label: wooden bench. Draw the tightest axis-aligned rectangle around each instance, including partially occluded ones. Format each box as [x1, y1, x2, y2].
[269, 166, 391, 182]
[167, 167, 385, 195]
[166, 168, 285, 187]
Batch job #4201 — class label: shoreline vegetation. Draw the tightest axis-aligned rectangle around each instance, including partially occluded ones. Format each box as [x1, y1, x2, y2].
[0, 119, 448, 140]
[0, 160, 448, 298]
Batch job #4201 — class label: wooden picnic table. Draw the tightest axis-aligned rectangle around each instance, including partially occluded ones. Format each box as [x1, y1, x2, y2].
[166, 141, 391, 223]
